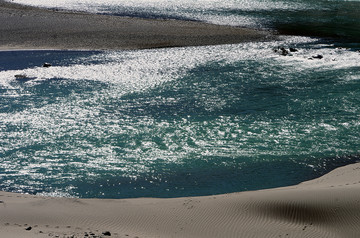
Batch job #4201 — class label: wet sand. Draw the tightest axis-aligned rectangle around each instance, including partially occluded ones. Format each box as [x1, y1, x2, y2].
[0, 0, 272, 50]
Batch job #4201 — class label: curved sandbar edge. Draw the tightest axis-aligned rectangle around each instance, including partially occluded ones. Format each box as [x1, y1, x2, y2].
[0, 0, 273, 50]
[1, 163, 360, 237]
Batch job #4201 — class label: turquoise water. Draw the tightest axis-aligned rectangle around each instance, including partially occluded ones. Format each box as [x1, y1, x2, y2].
[1, 0, 360, 198]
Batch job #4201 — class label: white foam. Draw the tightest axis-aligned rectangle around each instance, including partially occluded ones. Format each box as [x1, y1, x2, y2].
[1, 37, 359, 167]
[8, 0, 307, 12]
[1, 37, 359, 91]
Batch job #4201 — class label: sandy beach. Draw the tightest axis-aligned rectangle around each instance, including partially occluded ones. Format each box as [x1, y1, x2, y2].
[0, 0, 272, 50]
[0, 162, 359, 238]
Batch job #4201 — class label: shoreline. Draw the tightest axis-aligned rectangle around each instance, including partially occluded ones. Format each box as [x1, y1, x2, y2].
[0, 0, 273, 51]
[1, 162, 360, 237]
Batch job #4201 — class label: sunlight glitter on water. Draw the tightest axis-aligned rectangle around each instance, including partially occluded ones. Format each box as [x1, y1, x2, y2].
[8, 0, 310, 27]
[0, 37, 359, 198]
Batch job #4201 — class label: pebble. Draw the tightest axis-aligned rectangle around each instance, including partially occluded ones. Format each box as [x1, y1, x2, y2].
[102, 231, 111, 236]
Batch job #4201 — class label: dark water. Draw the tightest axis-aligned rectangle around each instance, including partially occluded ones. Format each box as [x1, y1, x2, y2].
[268, 0, 360, 42]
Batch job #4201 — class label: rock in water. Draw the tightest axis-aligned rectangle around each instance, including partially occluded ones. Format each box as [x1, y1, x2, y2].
[280, 47, 289, 56]
[273, 47, 290, 56]
[312, 54, 323, 59]
[43, 62, 52, 67]
[14, 74, 36, 81]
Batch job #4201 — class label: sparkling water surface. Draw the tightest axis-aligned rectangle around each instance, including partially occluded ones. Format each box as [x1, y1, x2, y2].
[1, 0, 360, 198]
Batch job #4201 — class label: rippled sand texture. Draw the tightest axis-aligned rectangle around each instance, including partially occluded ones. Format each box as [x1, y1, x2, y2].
[1, 163, 360, 238]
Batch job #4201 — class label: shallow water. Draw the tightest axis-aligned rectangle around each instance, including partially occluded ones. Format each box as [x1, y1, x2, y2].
[1, 36, 359, 198]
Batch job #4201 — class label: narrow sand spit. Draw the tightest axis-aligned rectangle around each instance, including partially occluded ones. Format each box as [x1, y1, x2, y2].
[1, 163, 360, 238]
[0, 0, 272, 50]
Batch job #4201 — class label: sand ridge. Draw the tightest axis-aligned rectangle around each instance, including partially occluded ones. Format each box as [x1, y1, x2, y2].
[1, 163, 360, 238]
[0, 0, 273, 50]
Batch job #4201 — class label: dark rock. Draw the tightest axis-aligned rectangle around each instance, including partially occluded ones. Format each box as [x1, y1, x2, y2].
[14, 74, 36, 81]
[15, 74, 28, 80]
[25, 226, 32, 231]
[280, 47, 289, 56]
[102, 231, 111, 236]
[274, 47, 296, 56]
[312, 54, 323, 59]
[43, 62, 52, 68]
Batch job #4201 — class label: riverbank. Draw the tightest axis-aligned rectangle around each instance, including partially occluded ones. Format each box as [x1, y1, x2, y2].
[1, 162, 360, 237]
[0, 0, 272, 50]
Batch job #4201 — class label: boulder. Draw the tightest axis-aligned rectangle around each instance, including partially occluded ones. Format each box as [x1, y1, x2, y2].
[312, 54, 323, 59]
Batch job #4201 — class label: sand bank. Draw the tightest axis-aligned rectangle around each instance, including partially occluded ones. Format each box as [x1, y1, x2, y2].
[1, 163, 360, 238]
[0, 0, 272, 50]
